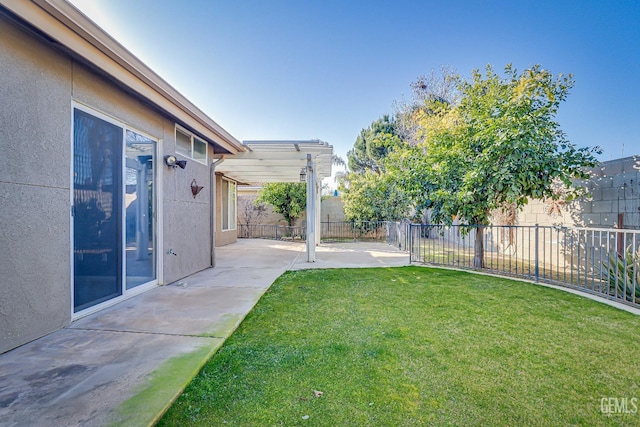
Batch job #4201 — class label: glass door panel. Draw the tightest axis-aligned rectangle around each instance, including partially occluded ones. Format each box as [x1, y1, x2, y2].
[125, 130, 156, 289]
[73, 108, 123, 312]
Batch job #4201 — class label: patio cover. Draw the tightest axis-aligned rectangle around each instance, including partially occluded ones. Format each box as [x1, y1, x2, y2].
[217, 140, 333, 183]
[215, 140, 334, 262]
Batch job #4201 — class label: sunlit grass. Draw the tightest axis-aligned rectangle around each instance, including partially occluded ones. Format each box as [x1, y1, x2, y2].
[159, 267, 640, 426]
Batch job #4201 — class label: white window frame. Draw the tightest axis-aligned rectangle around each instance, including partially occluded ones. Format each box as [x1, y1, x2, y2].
[222, 178, 237, 231]
[175, 125, 208, 164]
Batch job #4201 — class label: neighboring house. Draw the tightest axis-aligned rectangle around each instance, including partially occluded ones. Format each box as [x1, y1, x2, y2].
[0, 0, 246, 353]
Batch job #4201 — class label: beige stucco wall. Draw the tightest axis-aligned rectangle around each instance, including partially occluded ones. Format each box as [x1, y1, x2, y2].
[0, 13, 223, 353]
[0, 14, 74, 354]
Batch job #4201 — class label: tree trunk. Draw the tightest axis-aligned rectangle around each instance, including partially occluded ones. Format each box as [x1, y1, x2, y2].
[473, 226, 485, 269]
[286, 215, 295, 227]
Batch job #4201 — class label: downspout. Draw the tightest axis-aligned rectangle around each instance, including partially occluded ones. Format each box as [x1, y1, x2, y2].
[210, 156, 225, 267]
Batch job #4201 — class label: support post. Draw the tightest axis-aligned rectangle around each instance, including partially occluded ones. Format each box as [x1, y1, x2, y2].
[409, 224, 413, 263]
[534, 223, 539, 283]
[306, 154, 316, 262]
[315, 179, 321, 246]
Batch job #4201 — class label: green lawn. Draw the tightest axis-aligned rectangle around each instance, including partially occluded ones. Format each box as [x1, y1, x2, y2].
[158, 267, 640, 426]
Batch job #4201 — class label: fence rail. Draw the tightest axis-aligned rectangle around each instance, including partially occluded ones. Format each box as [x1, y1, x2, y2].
[408, 224, 640, 309]
[237, 224, 305, 240]
[238, 220, 639, 309]
[237, 221, 390, 243]
[386, 219, 411, 250]
[320, 221, 388, 242]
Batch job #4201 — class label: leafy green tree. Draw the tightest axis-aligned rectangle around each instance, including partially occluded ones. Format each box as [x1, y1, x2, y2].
[341, 171, 410, 222]
[388, 64, 601, 267]
[341, 115, 408, 221]
[347, 115, 403, 174]
[256, 182, 306, 227]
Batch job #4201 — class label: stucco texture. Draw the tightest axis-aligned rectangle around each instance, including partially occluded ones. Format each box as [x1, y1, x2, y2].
[161, 121, 215, 283]
[0, 15, 73, 353]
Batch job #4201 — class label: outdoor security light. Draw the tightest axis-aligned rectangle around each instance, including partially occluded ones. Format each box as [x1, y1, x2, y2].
[299, 167, 307, 182]
[164, 155, 187, 169]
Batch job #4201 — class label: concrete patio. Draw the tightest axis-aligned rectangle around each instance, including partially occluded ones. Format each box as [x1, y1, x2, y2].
[0, 239, 408, 427]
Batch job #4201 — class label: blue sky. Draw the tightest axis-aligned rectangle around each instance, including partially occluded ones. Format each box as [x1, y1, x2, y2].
[70, 0, 639, 162]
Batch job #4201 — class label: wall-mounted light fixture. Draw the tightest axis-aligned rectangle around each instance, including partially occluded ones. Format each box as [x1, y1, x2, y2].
[191, 179, 204, 198]
[299, 167, 307, 182]
[164, 155, 187, 169]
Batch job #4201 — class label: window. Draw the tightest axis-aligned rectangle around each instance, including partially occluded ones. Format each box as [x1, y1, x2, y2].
[175, 126, 207, 164]
[175, 129, 191, 156]
[193, 137, 207, 162]
[222, 179, 236, 230]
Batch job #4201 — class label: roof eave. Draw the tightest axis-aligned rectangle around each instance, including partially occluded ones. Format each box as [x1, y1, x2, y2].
[1, 0, 244, 154]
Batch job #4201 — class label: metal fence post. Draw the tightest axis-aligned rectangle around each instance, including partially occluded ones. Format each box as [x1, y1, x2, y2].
[534, 223, 539, 283]
[409, 224, 413, 263]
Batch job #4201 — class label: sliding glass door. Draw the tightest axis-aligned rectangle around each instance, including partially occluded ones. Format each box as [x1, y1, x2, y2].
[125, 130, 155, 289]
[73, 108, 123, 311]
[73, 106, 156, 313]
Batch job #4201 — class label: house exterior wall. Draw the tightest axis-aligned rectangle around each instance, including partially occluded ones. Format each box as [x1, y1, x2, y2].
[161, 126, 213, 283]
[0, 13, 222, 353]
[0, 13, 73, 354]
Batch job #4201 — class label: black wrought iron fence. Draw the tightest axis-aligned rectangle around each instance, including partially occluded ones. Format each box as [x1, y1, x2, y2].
[237, 224, 305, 240]
[408, 224, 640, 309]
[238, 220, 639, 308]
[238, 221, 390, 243]
[386, 219, 411, 250]
[320, 221, 388, 242]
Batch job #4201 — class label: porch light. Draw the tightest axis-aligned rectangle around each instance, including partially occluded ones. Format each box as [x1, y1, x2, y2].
[299, 167, 307, 182]
[164, 155, 187, 169]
